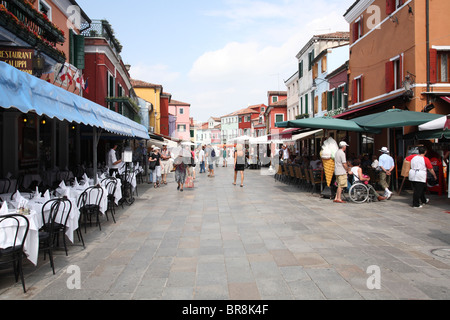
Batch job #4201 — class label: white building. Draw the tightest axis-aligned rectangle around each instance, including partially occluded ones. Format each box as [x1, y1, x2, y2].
[285, 71, 299, 121]
[296, 32, 350, 119]
[311, 44, 349, 118]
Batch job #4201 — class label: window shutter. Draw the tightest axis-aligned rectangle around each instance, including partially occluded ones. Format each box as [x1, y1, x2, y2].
[386, 0, 395, 15]
[305, 94, 309, 114]
[360, 76, 364, 102]
[344, 83, 348, 108]
[353, 22, 359, 42]
[327, 91, 333, 111]
[352, 79, 358, 104]
[321, 56, 327, 73]
[74, 34, 85, 70]
[385, 61, 395, 92]
[429, 49, 438, 84]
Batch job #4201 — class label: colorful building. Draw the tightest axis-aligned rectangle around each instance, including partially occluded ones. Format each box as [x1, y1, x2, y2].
[83, 20, 140, 122]
[169, 99, 191, 141]
[265, 91, 288, 136]
[296, 32, 350, 119]
[344, 0, 450, 155]
[131, 79, 164, 134]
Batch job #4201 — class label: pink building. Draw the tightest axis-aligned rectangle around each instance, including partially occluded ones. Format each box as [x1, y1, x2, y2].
[169, 100, 191, 141]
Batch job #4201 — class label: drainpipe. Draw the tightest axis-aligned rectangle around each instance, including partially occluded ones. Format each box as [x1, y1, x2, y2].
[426, 0, 430, 105]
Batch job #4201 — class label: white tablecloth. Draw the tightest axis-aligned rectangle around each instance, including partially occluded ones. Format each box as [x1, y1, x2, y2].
[0, 210, 39, 266]
[56, 186, 108, 215]
[27, 197, 80, 244]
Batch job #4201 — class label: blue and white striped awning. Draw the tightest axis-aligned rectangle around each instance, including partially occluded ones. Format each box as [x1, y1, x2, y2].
[0, 61, 150, 140]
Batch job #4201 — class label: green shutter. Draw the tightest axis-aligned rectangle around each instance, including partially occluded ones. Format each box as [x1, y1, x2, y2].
[305, 94, 309, 114]
[327, 91, 333, 111]
[74, 34, 85, 70]
[337, 88, 342, 109]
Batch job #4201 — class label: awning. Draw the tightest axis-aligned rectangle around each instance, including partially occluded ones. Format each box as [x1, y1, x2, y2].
[441, 96, 450, 104]
[405, 130, 450, 140]
[0, 61, 150, 140]
[292, 129, 323, 141]
[276, 117, 380, 133]
[335, 92, 405, 119]
[352, 109, 443, 129]
[419, 115, 450, 131]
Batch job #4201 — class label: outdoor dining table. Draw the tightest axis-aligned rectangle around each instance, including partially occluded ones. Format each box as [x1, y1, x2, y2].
[55, 183, 108, 215]
[0, 206, 39, 266]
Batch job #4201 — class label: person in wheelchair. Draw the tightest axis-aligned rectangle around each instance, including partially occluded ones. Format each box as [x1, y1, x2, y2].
[350, 159, 387, 202]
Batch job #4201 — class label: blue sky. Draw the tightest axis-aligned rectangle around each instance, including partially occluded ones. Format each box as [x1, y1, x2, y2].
[76, 0, 356, 122]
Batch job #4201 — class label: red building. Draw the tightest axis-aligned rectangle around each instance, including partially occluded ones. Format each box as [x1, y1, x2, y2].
[237, 106, 259, 136]
[82, 20, 140, 122]
[265, 91, 287, 136]
[160, 92, 172, 136]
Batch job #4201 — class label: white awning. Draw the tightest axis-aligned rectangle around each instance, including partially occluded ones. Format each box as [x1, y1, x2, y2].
[292, 129, 323, 141]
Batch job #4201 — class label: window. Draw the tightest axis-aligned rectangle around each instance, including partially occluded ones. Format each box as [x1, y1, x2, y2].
[107, 72, 115, 111]
[261, 107, 265, 113]
[39, 0, 52, 20]
[179, 108, 184, 115]
[272, 96, 278, 103]
[299, 60, 304, 78]
[308, 50, 315, 71]
[385, 55, 403, 92]
[275, 114, 284, 123]
[353, 17, 363, 42]
[437, 52, 450, 83]
[352, 76, 364, 103]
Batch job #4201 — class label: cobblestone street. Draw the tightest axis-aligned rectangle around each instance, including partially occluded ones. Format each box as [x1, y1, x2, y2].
[1, 166, 450, 300]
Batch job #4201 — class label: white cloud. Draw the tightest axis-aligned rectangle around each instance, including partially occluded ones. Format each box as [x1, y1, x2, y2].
[129, 62, 180, 84]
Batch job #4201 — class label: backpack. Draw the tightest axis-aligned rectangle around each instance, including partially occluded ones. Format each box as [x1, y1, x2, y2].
[211, 149, 216, 158]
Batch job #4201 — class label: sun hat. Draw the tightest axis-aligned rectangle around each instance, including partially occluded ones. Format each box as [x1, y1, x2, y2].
[339, 141, 349, 147]
[380, 147, 389, 153]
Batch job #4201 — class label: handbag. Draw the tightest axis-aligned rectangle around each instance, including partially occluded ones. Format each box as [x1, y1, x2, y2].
[149, 161, 156, 170]
[185, 176, 194, 188]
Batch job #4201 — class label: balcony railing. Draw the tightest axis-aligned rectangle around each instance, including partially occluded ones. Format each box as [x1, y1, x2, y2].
[0, 0, 66, 62]
[81, 19, 122, 56]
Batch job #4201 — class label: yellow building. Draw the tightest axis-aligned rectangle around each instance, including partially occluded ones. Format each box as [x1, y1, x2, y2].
[131, 79, 163, 134]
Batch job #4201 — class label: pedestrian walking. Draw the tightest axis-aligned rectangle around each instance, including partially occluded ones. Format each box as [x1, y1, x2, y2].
[199, 146, 206, 173]
[378, 147, 395, 199]
[223, 147, 228, 167]
[160, 145, 172, 185]
[334, 141, 350, 203]
[409, 146, 437, 208]
[174, 154, 187, 192]
[233, 144, 245, 187]
[206, 144, 215, 177]
[149, 147, 162, 188]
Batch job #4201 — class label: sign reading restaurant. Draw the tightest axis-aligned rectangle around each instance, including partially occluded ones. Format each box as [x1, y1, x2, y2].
[0, 47, 34, 74]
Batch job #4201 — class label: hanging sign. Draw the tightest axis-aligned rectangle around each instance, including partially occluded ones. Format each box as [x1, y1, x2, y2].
[0, 46, 34, 74]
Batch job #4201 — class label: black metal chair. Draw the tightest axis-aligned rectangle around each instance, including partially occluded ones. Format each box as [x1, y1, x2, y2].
[77, 185, 104, 233]
[0, 214, 30, 293]
[104, 178, 118, 224]
[0, 178, 11, 194]
[40, 198, 73, 261]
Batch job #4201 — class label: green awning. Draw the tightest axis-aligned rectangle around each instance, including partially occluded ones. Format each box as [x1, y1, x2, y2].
[276, 117, 380, 133]
[352, 109, 443, 129]
[405, 130, 450, 140]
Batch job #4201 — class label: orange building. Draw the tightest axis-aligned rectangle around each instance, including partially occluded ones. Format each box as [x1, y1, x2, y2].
[343, 0, 450, 154]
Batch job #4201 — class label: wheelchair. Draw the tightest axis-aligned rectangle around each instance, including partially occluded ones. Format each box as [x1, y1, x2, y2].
[348, 181, 377, 204]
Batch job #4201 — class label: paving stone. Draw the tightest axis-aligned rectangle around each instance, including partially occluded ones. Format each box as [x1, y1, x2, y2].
[2, 167, 450, 300]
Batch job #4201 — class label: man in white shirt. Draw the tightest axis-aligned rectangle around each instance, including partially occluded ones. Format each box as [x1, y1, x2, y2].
[378, 147, 395, 199]
[199, 146, 205, 173]
[108, 144, 122, 176]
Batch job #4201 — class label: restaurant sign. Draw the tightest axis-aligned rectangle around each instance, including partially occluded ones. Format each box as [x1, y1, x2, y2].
[0, 47, 34, 74]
